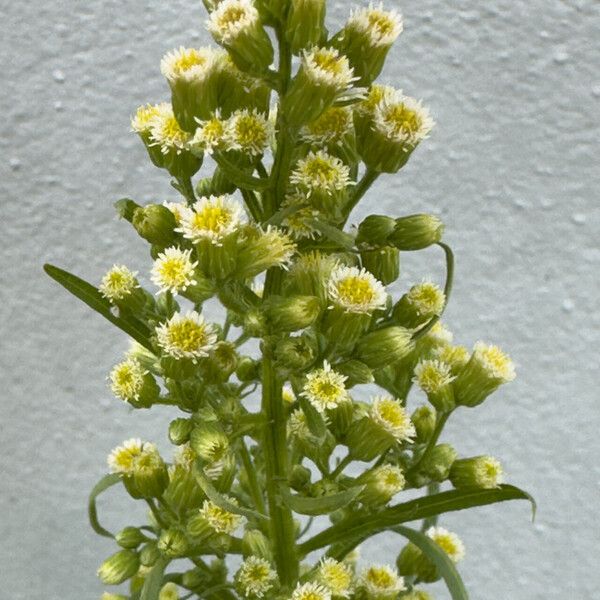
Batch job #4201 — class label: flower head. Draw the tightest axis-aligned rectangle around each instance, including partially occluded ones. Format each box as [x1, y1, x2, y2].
[370, 464, 406, 497]
[301, 361, 348, 412]
[162, 201, 189, 226]
[301, 106, 354, 145]
[290, 150, 352, 196]
[426, 526, 465, 563]
[370, 396, 415, 443]
[151, 247, 198, 295]
[191, 115, 227, 154]
[472, 342, 516, 383]
[328, 266, 387, 314]
[302, 47, 355, 92]
[424, 321, 453, 345]
[406, 281, 446, 317]
[160, 46, 219, 83]
[225, 109, 273, 156]
[414, 359, 455, 394]
[317, 558, 354, 598]
[109, 359, 147, 402]
[108, 438, 156, 475]
[178, 195, 245, 245]
[148, 103, 191, 154]
[199, 499, 244, 534]
[173, 443, 197, 471]
[207, 0, 260, 43]
[358, 565, 405, 598]
[434, 345, 471, 370]
[235, 556, 277, 598]
[156, 311, 218, 361]
[347, 4, 403, 47]
[291, 582, 332, 600]
[99, 265, 139, 302]
[355, 84, 395, 117]
[131, 102, 168, 134]
[373, 91, 434, 147]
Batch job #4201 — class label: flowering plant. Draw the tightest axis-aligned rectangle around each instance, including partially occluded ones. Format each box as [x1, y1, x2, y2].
[45, 1, 533, 599]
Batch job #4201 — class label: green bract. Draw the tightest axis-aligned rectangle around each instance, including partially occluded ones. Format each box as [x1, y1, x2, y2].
[45, 2, 533, 599]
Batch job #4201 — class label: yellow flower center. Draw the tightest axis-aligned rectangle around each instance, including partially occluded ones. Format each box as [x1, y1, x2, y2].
[408, 283, 444, 314]
[336, 276, 375, 305]
[368, 11, 395, 37]
[315, 380, 342, 399]
[112, 447, 142, 472]
[219, 6, 246, 27]
[304, 156, 338, 181]
[174, 49, 207, 73]
[362, 85, 389, 113]
[167, 320, 210, 352]
[385, 103, 422, 135]
[160, 115, 189, 146]
[192, 205, 233, 233]
[377, 399, 405, 427]
[235, 115, 267, 148]
[365, 567, 395, 588]
[320, 563, 352, 592]
[432, 533, 459, 557]
[313, 50, 344, 75]
[308, 107, 350, 139]
[157, 258, 191, 287]
[134, 105, 161, 131]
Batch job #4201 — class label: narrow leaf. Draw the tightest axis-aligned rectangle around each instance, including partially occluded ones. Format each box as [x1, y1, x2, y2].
[280, 485, 365, 516]
[88, 473, 122, 538]
[140, 556, 170, 600]
[193, 462, 268, 522]
[300, 484, 534, 555]
[213, 153, 270, 191]
[44, 264, 153, 350]
[394, 525, 468, 600]
[310, 220, 356, 250]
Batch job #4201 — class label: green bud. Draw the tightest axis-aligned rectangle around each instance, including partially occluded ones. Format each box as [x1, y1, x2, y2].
[190, 421, 229, 463]
[158, 528, 189, 558]
[419, 444, 457, 483]
[139, 542, 161, 567]
[335, 359, 374, 387]
[358, 463, 405, 507]
[243, 308, 267, 338]
[132, 204, 178, 248]
[275, 333, 317, 371]
[125, 448, 169, 499]
[393, 282, 446, 329]
[286, 0, 326, 54]
[360, 246, 400, 285]
[289, 464, 312, 491]
[116, 527, 148, 549]
[401, 590, 433, 600]
[163, 464, 205, 514]
[356, 214, 397, 247]
[181, 567, 208, 590]
[202, 341, 238, 383]
[449, 456, 504, 490]
[169, 418, 194, 445]
[411, 406, 436, 444]
[160, 356, 198, 381]
[355, 326, 414, 369]
[236, 356, 261, 381]
[322, 308, 373, 352]
[97, 549, 140, 585]
[265, 295, 321, 332]
[389, 214, 444, 251]
[159, 582, 180, 600]
[101, 593, 128, 600]
[242, 529, 273, 562]
[114, 198, 141, 223]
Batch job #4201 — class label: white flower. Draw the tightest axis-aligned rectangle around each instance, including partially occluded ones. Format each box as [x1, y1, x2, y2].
[131, 102, 169, 134]
[162, 201, 189, 226]
[224, 108, 273, 156]
[177, 195, 245, 245]
[426, 321, 453, 345]
[371, 464, 406, 497]
[191, 115, 227, 155]
[291, 582, 332, 600]
[359, 564, 405, 598]
[373, 90, 435, 147]
[371, 396, 415, 443]
[355, 84, 396, 118]
[426, 526, 465, 563]
[199, 499, 245, 534]
[414, 359, 455, 394]
[108, 438, 155, 474]
[347, 3, 403, 47]
[472, 342, 516, 383]
[151, 247, 198, 295]
[109, 359, 147, 402]
[99, 265, 139, 302]
[207, 0, 260, 43]
[406, 281, 446, 316]
[302, 47, 355, 92]
[301, 361, 348, 412]
[156, 311, 218, 361]
[281, 194, 321, 240]
[301, 106, 354, 145]
[160, 46, 220, 83]
[290, 150, 353, 196]
[235, 556, 277, 598]
[328, 266, 387, 314]
[317, 558, 354, 598]
[148, 103, 191, 154]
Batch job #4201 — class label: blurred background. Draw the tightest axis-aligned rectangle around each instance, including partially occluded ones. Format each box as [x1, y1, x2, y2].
[1, 0, 598, 598]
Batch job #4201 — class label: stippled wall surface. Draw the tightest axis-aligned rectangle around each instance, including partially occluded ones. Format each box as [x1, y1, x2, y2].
[1, 1, 598, 598]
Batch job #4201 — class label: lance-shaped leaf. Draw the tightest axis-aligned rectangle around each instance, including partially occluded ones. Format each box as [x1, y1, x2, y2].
[140, 556, 170, 600]
[309, 219, 356, 251]
[88, 473, 122, 538]
[44, 264, 153, 350]
[300, 484, 535, 555]
[213, 152, 270, 191]
[280, 484, 365, 516]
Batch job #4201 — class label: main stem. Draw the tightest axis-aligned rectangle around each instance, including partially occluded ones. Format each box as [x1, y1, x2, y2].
[259, 22, 299, 589]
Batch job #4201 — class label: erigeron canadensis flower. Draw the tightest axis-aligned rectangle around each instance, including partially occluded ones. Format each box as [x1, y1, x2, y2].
[291, 581, 332, 600]
[328, 265, 387, 314]
[359, 464, 406, 506]
[178, 195, 245, 245]
[317, 557, 354, 598]
[287, 408, 312, 440]
[414, 359, 455, 394]
[355, 84, 395, 118]
[371, 396, 416, 443]
[109, 359, 147, 402]
[281, 194, 321, 240]
[199, 498, 245, 534]
[156, 311, 218, 361]
[160, 46, 219, 84]
[235, 556, 278, 598]
[97, 549, 140, 586]
[472, 342, 516, 383]
[427, 526, 465, 563]
[450, 455, 504, 490]
[358, 565, 405, 600]
[99, 265, 139, 302]
[162, 201, 189, 225]
[301, 106, 354, 146]
[302, 47, 355, 93]
[236, 225, 297, 278]
[151, 247, 198, 295]
[224, 108, 273, 156]
[206, 0, 261, 44]
[131, 103, 169, 135]
[347, 4, 403, 48]
[158, 582, 180, 600]
[434, 344, 471, 373]
[394, 281, 445, 328]
[173, 443, 197, 471]
[191, 114, 227, 155]
[301, 361, 349, 412]
[148, 103, 191, 155]
[290, 150, 353, 196]
[107, 438, 147, 474]
[285, 0, 327, 53]
[282, 386, 296, 404]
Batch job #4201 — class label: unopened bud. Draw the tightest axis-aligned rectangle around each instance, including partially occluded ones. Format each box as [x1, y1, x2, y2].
[159, 582, 180, 600]
[265, 295, 321, 332]
[389, 214, 444, 251]
[335, 359, 374, 387]
[132, 204, 178, 247]
[355, 326, 414, 369]
[190, 421, 229, 464]
[411, 406, 436, 444]
[358, 464, 405, 506]
[449, 456, 504, 490]
[275, 334, 318, 371]
[360, 246, 400, 285]
[289, 464, 312, 491]
[242, 529, 273, 561]
[116, 527, 147, 549]
[286, 0, 327, 54]
[158, 528, 189, 558]
[419, 444, 457, 482]
[169, 418, 194, 445]
[236, 356, 261, 381]
[356, 215, 397, 247]
[97, 549, 139, 585]
[139, 542, 161, 567]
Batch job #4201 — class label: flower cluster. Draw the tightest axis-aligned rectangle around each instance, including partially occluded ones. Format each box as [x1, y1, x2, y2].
[46, 1, 529, 599]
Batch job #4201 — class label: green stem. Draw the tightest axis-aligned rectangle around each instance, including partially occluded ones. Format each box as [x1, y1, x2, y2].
[241, 188, 263, 222]
[420, 482, 441, 532]
[331, 454, 352, 479]
[239, 437, 267, 515]
[406, 411, 451, 477]
[342, 168, 379, 224]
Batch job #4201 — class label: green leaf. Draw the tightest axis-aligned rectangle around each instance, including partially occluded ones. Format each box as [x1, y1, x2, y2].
[300, 484, 535, 555]
[393, 525, 468, 600]
[140, 556, 170, 600]
[309, 219, 356, 251]
[280, 485, 365, 516]
[193, 461, 268, 522]
[213, 153, 270, 191]
[298, 396, 327, 439]
[88, 473, 122, 538]
[44, 264, 154, 351]
[114, 197, 139, 222]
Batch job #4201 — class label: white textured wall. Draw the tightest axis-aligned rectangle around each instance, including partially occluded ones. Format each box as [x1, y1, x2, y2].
[1, 1, 599, 598]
